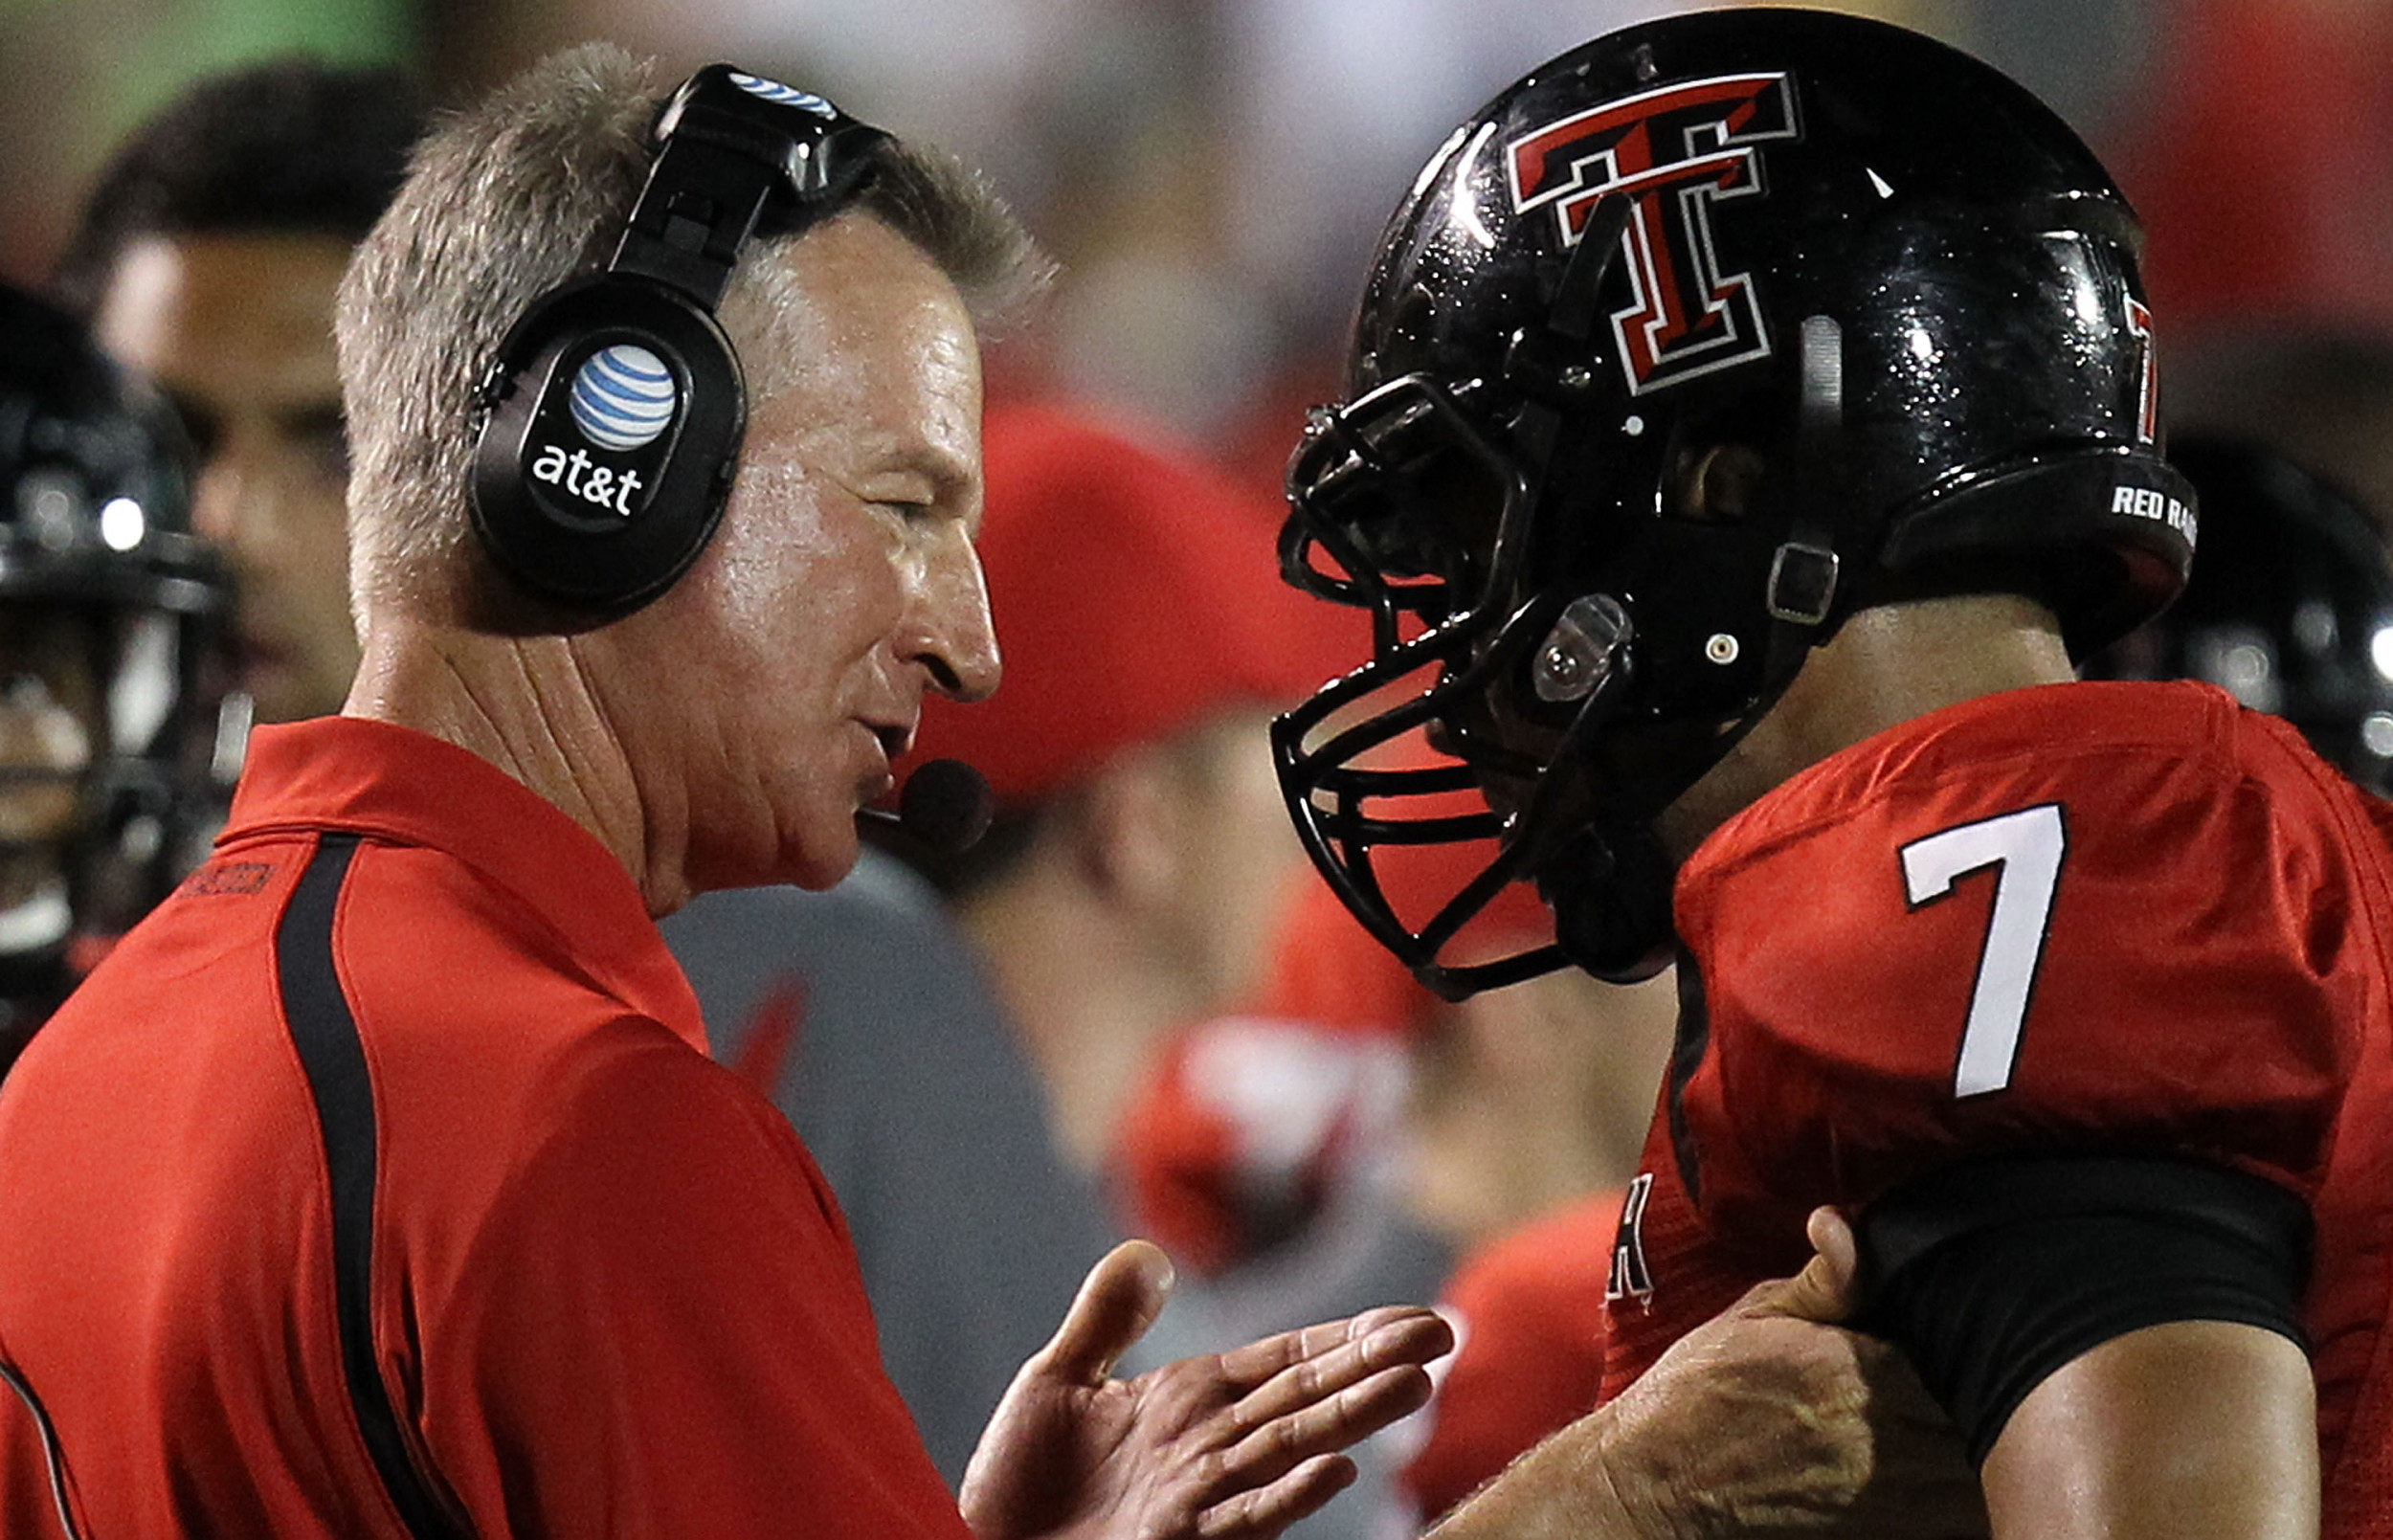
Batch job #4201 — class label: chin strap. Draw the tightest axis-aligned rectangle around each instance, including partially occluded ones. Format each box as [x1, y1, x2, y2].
[1525, 312, 1854, 984]
[1540, 818, 1679, 983]
[1759, 313, 1847, 684]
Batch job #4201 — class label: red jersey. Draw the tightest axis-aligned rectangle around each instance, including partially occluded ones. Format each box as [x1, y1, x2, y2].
[1601, 680, 2393, 1535]
[1398, 1191, 1619, 1524]
[0, 719, 971, 1539]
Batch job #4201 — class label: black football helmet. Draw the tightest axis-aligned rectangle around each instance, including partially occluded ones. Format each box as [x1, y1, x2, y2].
[1274, 9, 2196, 999]
[0, 281, 230, 1043]
[2091, 435, 2393, 794]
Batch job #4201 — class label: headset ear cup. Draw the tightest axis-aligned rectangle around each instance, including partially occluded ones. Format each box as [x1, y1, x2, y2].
[470, 274, 747, 614]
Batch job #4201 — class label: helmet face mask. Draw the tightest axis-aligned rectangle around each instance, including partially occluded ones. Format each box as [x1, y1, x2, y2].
[1284, 378, 1522, 648]
[0, 285, 232, 993]
[0, 605, 101, 865]
[1276, 8, 2200, 999]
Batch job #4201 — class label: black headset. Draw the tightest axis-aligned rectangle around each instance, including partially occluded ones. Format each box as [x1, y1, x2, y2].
[468, 65, 890, 613]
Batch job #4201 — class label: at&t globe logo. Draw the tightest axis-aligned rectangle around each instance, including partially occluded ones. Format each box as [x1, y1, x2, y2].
[529, 343, 676, 517]
[727, 72, 838, 118]
[571, 344, 676, 450]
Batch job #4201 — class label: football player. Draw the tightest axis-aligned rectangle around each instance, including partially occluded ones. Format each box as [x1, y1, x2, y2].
[0, 282, 230, 1077]
[1391, 430, 2393, 1529]
[1274, 11, 2378, 1537]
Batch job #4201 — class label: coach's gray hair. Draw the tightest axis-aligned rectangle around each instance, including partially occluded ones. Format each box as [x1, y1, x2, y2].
[334, 43, 1049, 616]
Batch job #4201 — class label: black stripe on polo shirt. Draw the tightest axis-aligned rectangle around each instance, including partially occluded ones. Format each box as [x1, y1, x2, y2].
[279, 832, 465, 1540]
[0, 1356, 83, 1538]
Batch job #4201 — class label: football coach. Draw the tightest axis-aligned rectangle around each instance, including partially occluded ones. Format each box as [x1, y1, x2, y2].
[0, 46, 1450, 1539]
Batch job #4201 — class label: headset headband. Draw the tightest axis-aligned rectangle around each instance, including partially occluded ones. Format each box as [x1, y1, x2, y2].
[614, 65, 892, 306]
[468, 65, 891, 614]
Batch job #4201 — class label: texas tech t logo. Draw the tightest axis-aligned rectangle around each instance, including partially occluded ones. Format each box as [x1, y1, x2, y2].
[2124, 297, 2158, 445]
[1508, 74, 1800, 394]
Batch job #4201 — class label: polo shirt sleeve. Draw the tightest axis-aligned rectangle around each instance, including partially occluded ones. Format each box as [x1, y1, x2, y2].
[420, 1022, 973, 1540]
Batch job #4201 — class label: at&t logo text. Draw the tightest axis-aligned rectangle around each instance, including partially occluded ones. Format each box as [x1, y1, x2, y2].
[528, 444, 645, 518]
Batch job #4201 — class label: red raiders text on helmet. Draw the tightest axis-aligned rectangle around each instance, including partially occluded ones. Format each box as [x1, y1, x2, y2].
[1507, 74, 1800, 394]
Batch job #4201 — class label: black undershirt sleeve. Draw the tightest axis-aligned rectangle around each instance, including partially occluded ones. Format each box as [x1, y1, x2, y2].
[1852, 1154, 2313, 1464]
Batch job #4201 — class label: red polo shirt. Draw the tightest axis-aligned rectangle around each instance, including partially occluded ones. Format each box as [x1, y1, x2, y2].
[0, 717, 970, 1538]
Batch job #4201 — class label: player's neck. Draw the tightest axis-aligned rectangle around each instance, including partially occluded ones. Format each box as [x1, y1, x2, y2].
[1785, 592, 2077, 742]
[1658, 592, 2074, 858]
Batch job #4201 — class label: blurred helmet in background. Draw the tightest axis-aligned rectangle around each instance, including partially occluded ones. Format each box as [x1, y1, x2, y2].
[2091, 434, 2393, 794]
[0, 279, 235, 1024]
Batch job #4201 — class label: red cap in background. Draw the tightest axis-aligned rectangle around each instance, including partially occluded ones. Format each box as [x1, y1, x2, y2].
[909, 400, 1365, 807]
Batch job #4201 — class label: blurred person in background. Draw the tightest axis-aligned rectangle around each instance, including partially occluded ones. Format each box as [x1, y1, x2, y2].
[1384, 941, 1675, 1528]
[1122, 862, 1673, 1276]
[54, 58, 426, 726]
[1395, 909, 1673, 1256]
[1117, 884, 1431, 1282]
[0, 281, 229, 1078]
[903, 406, 1343, 1177]
[1109, 880, 1456, 1540]
[1117, 869, 1676, 1536]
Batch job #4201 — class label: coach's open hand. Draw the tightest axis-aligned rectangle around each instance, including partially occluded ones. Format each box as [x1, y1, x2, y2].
[961, 1239, 1453, 1540]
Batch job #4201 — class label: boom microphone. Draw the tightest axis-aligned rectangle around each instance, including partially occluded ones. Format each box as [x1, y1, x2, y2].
[858, 758, 995, 854]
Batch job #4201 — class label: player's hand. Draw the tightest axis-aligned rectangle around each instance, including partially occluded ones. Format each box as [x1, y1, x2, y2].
[1432, 1208, 1987, 1540]
[960, 1239, 1453, 1540]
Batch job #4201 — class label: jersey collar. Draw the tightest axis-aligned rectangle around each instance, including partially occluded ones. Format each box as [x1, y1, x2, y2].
[222, 716, 704, 1052]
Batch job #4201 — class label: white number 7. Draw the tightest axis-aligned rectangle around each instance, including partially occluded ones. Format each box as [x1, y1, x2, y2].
[1899, 804, 2068, 1099]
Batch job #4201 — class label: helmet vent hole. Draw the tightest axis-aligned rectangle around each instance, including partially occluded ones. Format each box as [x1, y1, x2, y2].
[1673, 443, 1765, 524]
